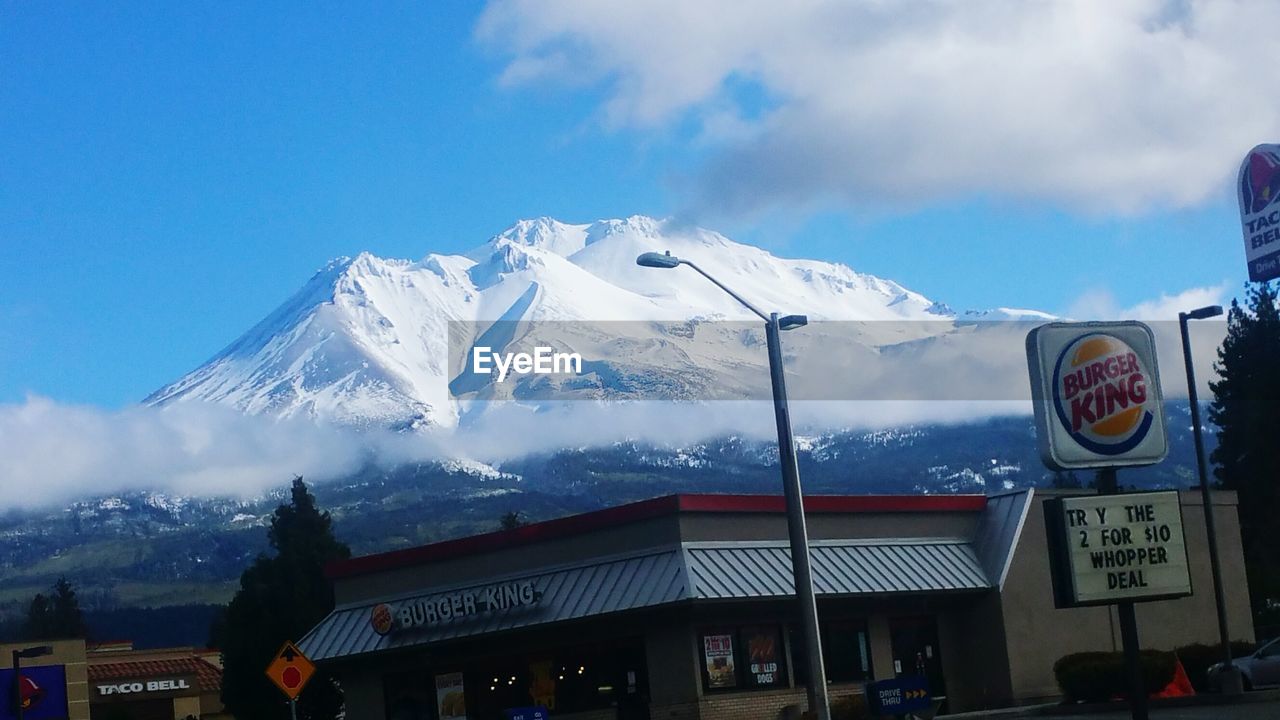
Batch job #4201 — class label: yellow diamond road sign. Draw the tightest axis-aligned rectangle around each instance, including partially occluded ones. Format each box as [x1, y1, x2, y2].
[266, 641, 316, 700]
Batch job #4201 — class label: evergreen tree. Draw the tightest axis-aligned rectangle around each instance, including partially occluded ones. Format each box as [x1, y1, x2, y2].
[1049, 470, 1082, 489]
[214, 477, 350, 720]
[23, 577, 88, 640]
[1208, 282, 1280, 619]
[499, 511, 527, 530]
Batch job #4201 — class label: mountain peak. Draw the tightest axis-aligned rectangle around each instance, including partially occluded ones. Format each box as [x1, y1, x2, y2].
[585, 215, 666, 243]
[484, 216, 590, 258]
[147, 215, 1043, 428]
[478, 215, 672, 260]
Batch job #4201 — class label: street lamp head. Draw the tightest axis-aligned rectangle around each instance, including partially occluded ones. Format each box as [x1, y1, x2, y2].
[778, 314, 808, 331]
[17, 645, 53, 659]
[1183, 305, 1224, 321]
[635, 251, 681, 269]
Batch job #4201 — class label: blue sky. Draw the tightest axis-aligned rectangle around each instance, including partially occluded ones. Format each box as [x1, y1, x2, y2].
[0, 2, 1261, 408]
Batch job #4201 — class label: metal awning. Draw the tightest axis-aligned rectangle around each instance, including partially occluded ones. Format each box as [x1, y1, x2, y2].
[299, 538, 992, 662]
[686, 539, 989, 599]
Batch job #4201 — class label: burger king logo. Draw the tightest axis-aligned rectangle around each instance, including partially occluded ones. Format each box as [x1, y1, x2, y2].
[370, 603, 395, 636]
[1051, 333, 1154, 456]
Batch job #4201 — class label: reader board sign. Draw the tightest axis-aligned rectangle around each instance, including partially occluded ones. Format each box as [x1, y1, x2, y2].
[1045, 491, 1192, 608]
[1026, 322, 1168, 470]
[1238, 143, 1280, 282]
[865, 675, 931, 717]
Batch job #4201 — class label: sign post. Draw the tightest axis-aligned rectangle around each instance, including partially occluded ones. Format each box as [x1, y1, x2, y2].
[1027, 321, 1177, 720]
[1047, 479, 1195, 720]
[1099, 471, 1150, 720]
[266, 641, 316, 720]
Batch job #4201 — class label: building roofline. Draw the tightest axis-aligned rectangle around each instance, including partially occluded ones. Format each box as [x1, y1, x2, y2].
[326, 492, 988, 580]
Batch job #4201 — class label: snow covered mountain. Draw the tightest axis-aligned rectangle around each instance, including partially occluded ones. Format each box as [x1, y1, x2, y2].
[145, 216, 1044, 428]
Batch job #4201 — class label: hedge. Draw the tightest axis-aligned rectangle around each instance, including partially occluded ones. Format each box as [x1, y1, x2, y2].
[1174, 641, 1257, 692]
[1053, 650, 1176, 703]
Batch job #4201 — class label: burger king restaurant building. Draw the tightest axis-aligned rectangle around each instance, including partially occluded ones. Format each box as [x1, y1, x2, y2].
[299, 490, 1253, 720]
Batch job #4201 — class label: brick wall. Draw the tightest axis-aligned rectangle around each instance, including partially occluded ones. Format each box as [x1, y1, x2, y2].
[695, 684, 866, 720]
[649, 700, 702, 720]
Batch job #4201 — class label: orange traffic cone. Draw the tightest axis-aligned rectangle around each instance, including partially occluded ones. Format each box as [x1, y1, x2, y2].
[1153, 657, 1196, 698]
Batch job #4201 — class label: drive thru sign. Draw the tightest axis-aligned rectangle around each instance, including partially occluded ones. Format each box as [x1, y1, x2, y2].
[266, 641, 316, 701]
[865, 676, 931, 717]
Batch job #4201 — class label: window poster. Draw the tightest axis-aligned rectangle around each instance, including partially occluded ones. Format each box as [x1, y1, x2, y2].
[435, 672, 468, 720]
[702, 633, 737, 688]
[528, 659, 556, 709]
[743, 626, 784, 687]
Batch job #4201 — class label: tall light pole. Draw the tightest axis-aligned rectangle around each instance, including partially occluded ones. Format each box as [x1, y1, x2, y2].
[637, 251, 831, 720]
[1178, 304, 1242, 695]
[11, 645, 52, 720]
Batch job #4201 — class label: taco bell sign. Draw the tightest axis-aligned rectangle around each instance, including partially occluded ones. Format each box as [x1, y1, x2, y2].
[1026, 322, 1169, 470]
[1239, 143, 1280, 282]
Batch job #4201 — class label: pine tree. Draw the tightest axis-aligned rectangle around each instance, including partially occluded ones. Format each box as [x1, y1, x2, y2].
[499, 511, 527, 530]
[1208, 282, 1280, 619]
[214, 477, 350, 720]
[1049, 470, 1082, 489]
[23, 577, 88, 640]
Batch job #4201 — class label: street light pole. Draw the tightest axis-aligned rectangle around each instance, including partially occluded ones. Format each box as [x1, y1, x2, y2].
[1178, 305, 1242, 694]
[11, 646, 53, 720]
[637, 252, 831, 720]
[11, 650, 19, 720]
[765, 311, 831, 718]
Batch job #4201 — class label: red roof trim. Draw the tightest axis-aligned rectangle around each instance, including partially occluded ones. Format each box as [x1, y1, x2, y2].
[327, 493, 987, 580]
[87, 657, 222, 692]
[326, 495, 680, 579]
[674, 494, 987, 514]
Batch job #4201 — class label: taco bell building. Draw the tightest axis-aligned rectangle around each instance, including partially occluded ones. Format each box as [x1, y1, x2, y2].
[300, 490, 1252, 720]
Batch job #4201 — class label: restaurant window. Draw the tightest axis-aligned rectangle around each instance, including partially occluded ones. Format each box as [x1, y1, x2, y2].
[467, 641, 648, 718]
[383, 671, 433, 720]
[699, 625, 788, 692]
[791, 618, 874, 685]
[824, 620, 873, 682]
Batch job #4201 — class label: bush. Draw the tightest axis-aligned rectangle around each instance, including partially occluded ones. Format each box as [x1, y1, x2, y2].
[1053, 650, 1176, 703]
[1174, 641, 1257, 692]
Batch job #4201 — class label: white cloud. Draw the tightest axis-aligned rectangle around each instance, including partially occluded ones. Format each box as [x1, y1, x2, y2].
[0, 397, 444, 511]
[478, 0, 1279, 215]
[0, 393, 1023, 511]
[0, 296, 1232, 511]
[1064, 282, 1230, 320]
[1062, 283, 1230, 396]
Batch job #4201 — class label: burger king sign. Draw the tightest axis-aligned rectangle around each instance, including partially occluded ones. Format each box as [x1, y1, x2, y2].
[1026, 322, 1168, 470]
